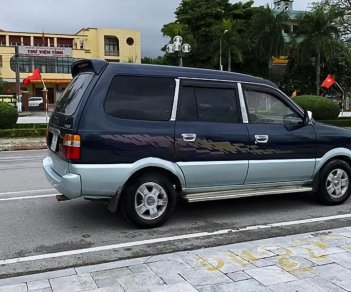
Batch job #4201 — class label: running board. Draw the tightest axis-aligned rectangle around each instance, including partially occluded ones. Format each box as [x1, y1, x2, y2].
[184, 186, 312, 203]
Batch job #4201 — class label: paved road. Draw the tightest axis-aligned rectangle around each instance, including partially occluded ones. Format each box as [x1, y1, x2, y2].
[2, 150, 351, 278]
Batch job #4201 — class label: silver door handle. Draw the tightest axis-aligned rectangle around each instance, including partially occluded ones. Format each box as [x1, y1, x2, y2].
[182, 133, 197, 142]
[255, 135, 269, 144]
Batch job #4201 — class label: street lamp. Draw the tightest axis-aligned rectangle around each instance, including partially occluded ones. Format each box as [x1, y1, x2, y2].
[166, 36, 191, 67]
[219, 30, 228, 71]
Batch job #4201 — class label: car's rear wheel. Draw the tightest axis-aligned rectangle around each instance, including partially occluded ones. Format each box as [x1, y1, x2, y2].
[121, 173, 177, 228]
[315, 159, 351, 205]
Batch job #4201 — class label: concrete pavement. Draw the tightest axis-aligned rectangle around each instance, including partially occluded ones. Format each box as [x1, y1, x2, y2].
[1, 227, 351, 291]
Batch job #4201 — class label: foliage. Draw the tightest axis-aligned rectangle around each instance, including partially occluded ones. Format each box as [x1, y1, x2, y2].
[249, 6, 290, 71]
[293, 5, 340, 95]
[0, 128, 46, 138]
[0, 78, 10, 94]
[141, 56, 166, 65]
[15, 123, 47, 129]
[0, 101, 18, 129]
[319, 0, 351, 39]
[161, 0, 261, 69]
[321, 119, 351, 127]
[293, 95, 340, 120]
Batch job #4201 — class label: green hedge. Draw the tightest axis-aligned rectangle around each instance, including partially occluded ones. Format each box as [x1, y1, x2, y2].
[0, 128, 46, 138]
[293, 95, 340, 120]
[0, 101, 18, 129]
[15, 123, 47, 129]
[321, 119, 351, 127]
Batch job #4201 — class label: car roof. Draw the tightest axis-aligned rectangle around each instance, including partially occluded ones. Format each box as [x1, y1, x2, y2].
[107, 63, 277, 88]
[71, 59, 276, 88]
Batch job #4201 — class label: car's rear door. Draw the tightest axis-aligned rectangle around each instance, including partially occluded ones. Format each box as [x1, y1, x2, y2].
[175, 79, 250, 188]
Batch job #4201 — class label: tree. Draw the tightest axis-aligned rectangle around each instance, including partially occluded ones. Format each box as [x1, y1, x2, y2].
[161, 0, 257, 69]
[294, 5, 340, 95]
[141, 56, 166, 65]
[320, 0, 351, 39]
[249, 6, 290, 74]
[0, 77, 9, 94]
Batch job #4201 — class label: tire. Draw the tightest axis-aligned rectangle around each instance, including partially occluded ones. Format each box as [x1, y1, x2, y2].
[315, 159, 351, 205]
[121, 173, 177, 228]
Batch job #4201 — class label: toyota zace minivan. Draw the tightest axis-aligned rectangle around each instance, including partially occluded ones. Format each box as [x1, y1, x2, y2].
[43, 59, 351, 228]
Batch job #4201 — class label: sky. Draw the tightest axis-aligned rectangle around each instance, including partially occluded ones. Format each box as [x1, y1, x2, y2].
[0, 0, 313, 57]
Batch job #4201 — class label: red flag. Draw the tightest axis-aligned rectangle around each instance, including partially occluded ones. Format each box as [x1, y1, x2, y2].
[321, 74, 336, 89]
[23, 68, 41, 85]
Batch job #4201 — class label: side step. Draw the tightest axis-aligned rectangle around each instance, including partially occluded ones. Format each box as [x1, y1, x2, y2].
[56, 194, 71, 201]
[184, 186, 312, 203]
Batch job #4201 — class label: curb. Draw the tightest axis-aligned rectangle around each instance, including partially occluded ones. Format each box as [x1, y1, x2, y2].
[0, 143, 47, 151]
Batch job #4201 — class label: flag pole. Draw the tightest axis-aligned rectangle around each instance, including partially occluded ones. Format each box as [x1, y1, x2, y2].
[40, 77, 48, 122]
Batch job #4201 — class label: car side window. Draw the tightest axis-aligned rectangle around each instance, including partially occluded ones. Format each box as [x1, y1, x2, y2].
[178, 85, 240, 123]
[244, 88, 302, 125]
[105, 76, 175, 121]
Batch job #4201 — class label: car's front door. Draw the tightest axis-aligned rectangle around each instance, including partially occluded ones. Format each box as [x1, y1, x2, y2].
[175, 79, 250, 188]
[242, 84, 317, 184]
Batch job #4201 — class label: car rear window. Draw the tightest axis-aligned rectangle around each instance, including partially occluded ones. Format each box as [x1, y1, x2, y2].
[105, 76, 175, 121]
[55, 73, 93, 115]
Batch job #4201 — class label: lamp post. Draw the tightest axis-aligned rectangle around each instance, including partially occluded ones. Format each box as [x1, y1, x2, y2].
[166, 36, 191, 67]
[219, 30, 228, 71]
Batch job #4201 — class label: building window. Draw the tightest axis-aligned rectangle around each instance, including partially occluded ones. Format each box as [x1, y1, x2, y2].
[126, 37, 134, 46]
[10, 56, 78, 74]
[57, 38, 73, 48]
[104, 36, 119, 56]
[0, 36, 5, 46]
[9, 36, 21, 46]
[0, 55, 2, 67]
[34, 36, 46, 46]
[23, 36, 30, 46]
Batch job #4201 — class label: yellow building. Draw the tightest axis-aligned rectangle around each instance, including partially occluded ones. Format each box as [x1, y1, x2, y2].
[0, 27, 141, 103]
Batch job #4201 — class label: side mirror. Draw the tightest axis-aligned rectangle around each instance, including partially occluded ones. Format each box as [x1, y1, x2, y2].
[304, 110, 313, 125]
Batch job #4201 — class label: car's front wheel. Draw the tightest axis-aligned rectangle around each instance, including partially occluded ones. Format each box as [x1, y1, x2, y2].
[315, 159, 351, 205]
[121, 173, 177, 228]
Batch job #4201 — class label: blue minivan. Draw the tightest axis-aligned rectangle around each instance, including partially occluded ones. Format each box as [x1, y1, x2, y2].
[43, 59, 351, 228]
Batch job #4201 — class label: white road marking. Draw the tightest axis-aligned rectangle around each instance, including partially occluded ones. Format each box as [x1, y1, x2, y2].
[0, 156, 44, 161]
[0, 194, 57, 201]
[0, 189, 55, 196]
[2, 213, 351, 265]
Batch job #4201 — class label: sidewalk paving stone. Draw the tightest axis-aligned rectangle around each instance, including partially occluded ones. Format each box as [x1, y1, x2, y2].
[195, 251, 255, 273]
[268, 276, 346, 292]
[150, 282, 197, 292]
[49, 274, 97, 292]
[311, 263, 351, 290]
[180, 269, 232, 287]
[0, 283, 27, 292]
[198, 279, 271, 292]
[245, 265, 298, 286]
[27, 280, 50, 290]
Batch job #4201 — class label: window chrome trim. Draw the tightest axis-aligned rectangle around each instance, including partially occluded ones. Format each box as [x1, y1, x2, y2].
[170, 78, 180, 121]
[237, 83, 249, 123]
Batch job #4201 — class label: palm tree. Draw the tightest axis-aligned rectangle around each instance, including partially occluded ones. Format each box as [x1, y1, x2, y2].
[295, 5, 339, 95]
[221, 19, 243, 71]
[250, 6, 290, 72]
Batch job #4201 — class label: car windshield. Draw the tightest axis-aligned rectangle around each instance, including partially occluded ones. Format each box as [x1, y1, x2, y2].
[55, 73, 93, 115]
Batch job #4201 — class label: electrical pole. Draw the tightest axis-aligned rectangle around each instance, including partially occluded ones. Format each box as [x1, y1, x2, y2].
[15, 46, 21, 112]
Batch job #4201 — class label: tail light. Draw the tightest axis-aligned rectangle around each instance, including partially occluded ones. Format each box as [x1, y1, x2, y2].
[63, 134, 81, 160]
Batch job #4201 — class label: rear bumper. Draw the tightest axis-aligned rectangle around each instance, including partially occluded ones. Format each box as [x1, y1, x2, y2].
[43, 157, 81, 199]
